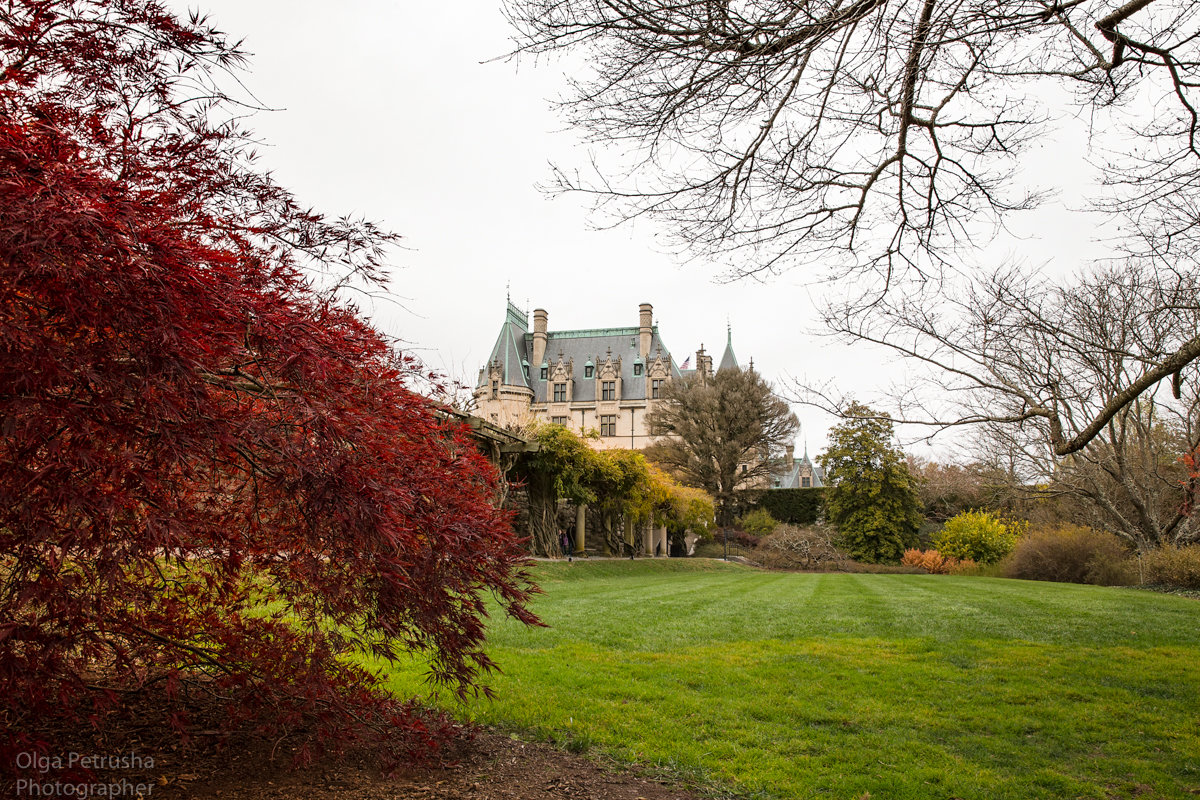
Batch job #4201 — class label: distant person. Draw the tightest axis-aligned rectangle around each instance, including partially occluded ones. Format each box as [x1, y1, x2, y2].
[560, 529, 573, 562]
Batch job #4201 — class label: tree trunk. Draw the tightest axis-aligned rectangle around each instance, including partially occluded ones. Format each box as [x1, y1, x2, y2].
[526, 473, 561, 556]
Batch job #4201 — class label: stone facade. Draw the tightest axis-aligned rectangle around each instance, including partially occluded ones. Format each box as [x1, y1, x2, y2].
[474, 300, 737, 451]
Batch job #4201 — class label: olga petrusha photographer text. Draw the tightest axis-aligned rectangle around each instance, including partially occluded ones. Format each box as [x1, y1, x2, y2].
[14, 751, 156, 797]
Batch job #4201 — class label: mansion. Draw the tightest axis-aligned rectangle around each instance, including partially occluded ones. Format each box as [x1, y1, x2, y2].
[472, 299, 821, 557]
[474, 300, 738, 450]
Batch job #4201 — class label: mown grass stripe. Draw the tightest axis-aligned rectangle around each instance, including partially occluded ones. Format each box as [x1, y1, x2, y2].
[380, 561, 1200, 799]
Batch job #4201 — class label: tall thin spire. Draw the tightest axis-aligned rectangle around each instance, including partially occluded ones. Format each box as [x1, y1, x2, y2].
[718, 321, 739, 373]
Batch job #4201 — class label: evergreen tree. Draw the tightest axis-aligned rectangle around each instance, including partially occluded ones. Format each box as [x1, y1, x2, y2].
[819, 403, 922, 563]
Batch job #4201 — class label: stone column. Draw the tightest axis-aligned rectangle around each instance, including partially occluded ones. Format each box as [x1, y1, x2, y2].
[642, 522, 653, 556]
[575, 504, 586, 556]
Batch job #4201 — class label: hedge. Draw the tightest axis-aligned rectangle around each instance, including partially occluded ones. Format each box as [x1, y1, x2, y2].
[753, 488, 824, 525]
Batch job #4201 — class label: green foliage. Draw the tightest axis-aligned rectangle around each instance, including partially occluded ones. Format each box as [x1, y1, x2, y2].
[525, 424, 607, 505]
[519, 425, 658, 555]
[1140, 545, 1200, 589]
[737, 507, 779, 535]
[933, 510, 1027, 564]
[649, 465, 715, 541]
[1004, 525, 1135, 586]
[593, 448, 654, 525]
[644, 367, 798, 525]
[754, 487, 824, 524]
[518, 427, 715, 555]
[818, 403, 922, 563]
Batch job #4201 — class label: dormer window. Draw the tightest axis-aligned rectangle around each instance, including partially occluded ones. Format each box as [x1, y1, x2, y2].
[540, 366, 547, 380]
[602, 381, 616, 401]
[553, 383, 567, 403]
[633, 362, 643, 376]
[584, 364, 594, 378]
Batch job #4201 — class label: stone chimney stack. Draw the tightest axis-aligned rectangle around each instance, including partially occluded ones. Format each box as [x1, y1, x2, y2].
[786, 444, 795, 464]
[639, 303, 653, 360]
[695, 345, 714, 381]
[532, 308, 548, 368]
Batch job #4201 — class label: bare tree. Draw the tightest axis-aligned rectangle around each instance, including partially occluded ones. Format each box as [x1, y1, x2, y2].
[811, 262, 1200, 547]
[644, 367, 799, 524]
[505, 0, 1200, 454]
[504, 1, 1200, 275]
[906, 455, 1009, 521]
[979, 408, 1200, 550]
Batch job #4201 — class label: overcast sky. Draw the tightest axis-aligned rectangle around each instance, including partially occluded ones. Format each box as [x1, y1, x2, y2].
[174, 1, 1112, 458]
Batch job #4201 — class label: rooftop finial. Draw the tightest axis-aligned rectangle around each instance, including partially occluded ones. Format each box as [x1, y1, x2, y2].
[506, 281, 511, 305]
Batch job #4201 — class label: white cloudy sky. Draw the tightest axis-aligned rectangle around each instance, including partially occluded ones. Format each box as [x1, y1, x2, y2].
[175, 0, 1111, 457]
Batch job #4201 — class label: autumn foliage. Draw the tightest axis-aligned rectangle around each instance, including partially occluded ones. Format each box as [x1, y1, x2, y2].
[900, 549, 976, 575]
[0, 0, 536, 773]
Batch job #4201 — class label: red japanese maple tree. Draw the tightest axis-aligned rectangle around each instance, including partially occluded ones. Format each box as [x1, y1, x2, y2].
[0, 0, 537, 772]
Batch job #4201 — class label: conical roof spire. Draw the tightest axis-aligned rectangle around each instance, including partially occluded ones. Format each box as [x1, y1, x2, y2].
[717, 321, 739, 372]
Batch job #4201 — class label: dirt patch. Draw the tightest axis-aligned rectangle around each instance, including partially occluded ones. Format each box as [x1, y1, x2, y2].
[151, 730, 707, 800]
[9, 692, 715, 800]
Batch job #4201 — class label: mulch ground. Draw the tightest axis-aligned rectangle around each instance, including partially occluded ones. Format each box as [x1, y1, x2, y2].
[10, 691, 715, 800]
[149, 730, 708, 800]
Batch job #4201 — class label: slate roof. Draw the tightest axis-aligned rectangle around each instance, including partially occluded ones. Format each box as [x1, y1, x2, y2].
[477, 301, 685, 402]
[531, 328, 679, 402]
[718, 325, 739, 373]
[772, 453, 825, 489]
[481, 303, 533, 389]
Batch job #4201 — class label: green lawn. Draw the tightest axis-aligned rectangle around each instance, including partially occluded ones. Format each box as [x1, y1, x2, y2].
[381, 560, 1200, 799]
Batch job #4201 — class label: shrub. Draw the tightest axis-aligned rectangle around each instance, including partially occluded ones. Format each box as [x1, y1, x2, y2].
[947, 558, 987, 575]
[840, 561, 927, 574]
[1004, 525, 1135, 585]
[1140, 545, 1200, 589]
[755, 488, 824, 525]
[692, 540, 729, 558]
[737, 508, 780, 536]
[757, 524, 847, 571]
[900, 548, 977, 575]
[696, 530, 759, 555]
[933, 510, 1027, 564]
[732, 530, 762, 549]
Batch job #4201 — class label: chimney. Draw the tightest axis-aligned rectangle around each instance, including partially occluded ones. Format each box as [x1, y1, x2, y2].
[639, 302, 653, 360]
[532, 308, 548, 368]
[786, 444, 795, 464]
